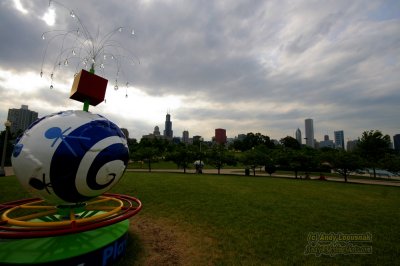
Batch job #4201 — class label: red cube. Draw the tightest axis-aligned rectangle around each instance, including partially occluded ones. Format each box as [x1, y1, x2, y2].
[70, 69, 108, 106]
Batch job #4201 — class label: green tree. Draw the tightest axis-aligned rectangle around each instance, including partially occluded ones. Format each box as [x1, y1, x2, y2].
[280, 136, 301, 150]
[326, 150, 363, 182]
[166, 144, 196, 173]
[381, 153, 400, 175]
[207, 145, 237, 174]
[240, 146, 267, 176]
[232, 132, 274, 151]
[264, 163, 276, 176]
[262, 148, 279, 176]
[277, 147, 318, 179]
[133, 147, 158, 172]
[357, 130, 391, 178]
[132, 137, 171, 171]
[127, 138, 139, 159]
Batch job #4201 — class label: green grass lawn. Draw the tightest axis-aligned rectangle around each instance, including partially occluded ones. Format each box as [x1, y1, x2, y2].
[1, 173, 399, 265]
[115, 172, 399, 265]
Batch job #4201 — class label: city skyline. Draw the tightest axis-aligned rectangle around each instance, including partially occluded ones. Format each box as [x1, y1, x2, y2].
[4, 104, 398, 145]
[1, 1, 399, 141]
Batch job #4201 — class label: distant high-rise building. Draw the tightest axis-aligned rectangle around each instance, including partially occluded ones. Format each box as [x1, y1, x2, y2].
[334, 130, 345, 149]
[347, 139, 359, 151]
[182, 130, 189, 144]
[172, 137, 181, 144]
[7, 105, 38, 134]
[192, 135, 202, 143]
[393, 134, 400, 152]
[319, 135, 335, 149]
[295, 128, 302, 145]
[237, 134, 246, 141]
[215, 128, 227, 144]
[163, 113, 173, 139]
[304, 118, 314, 148]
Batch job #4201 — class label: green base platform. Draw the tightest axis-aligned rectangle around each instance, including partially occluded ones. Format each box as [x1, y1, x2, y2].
[0, 219, 129, 266]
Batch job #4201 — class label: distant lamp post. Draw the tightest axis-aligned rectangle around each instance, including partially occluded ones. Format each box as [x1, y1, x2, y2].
[197, 138, 204, 174]
[0, 120, 11, 177]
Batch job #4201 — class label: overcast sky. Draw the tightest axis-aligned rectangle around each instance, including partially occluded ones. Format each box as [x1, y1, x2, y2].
[1, 0, 399, 142]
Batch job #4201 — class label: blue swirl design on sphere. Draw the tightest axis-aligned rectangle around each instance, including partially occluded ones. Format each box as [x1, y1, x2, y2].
[13, 144, 23, 157]
[45, 127, 91, 157]
[49, 119, 129, 203]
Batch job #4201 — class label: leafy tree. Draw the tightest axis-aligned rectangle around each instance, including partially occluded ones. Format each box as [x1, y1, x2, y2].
[262, 148, 279, 176]
[139, 137, 169, 156]
[326, 150, 363, 182]
[133, 147, 158, 172]
[232, 132, 274, 151]
[166, 144, 196, 173]
[131, 137, 171, 170]
[127, 138, 139, 159]
[264, 163, 276, 176]
[277, 147, 318, 179]
[280, 136, 301, 150]
[357, 130, 391, 178]
[207, 145, 237, 174]
[240, 146, 268, 176]
[381, 153, 400, 175]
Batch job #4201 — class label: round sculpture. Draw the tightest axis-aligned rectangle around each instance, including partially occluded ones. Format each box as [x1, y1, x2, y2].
[11, 110, 129, 205]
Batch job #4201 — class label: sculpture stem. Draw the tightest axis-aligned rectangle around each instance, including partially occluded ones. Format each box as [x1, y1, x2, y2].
[83, 64, 95, 112]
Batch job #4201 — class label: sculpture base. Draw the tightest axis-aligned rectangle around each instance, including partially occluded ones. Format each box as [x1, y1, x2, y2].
[0, 219, 129, 266]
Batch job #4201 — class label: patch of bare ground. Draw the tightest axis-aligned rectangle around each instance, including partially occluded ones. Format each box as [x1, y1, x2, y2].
[116, 214, 221, 265]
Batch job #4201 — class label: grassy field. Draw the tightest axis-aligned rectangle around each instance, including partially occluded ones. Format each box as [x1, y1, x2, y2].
[1, 173, 399, 265]
[116, 173, 400, 265]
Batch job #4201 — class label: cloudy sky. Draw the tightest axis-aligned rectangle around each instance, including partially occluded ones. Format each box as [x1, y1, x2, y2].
[1, 0, 399, 142]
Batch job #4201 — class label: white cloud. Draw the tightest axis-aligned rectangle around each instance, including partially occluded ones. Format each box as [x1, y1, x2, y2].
[42, 7, 55, 26]
[13, 0, 28, 14]
[1, 0, 399, 141]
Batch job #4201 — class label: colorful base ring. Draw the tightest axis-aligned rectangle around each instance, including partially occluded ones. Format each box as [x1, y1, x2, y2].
[0, 219, 129, 266]
[0, 194, 142, 265]
[0, 193, 141, 238]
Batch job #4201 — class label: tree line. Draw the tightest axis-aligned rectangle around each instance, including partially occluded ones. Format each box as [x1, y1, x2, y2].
[1, 128, 398, 182]
[128, 130, 400, 182]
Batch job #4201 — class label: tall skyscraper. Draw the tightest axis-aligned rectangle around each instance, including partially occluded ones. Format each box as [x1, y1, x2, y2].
[182, 130, 189, 144]
[7, 105, 38, 134]
[304, 118, 314, 148]
[393, 134, 400, 152]
[215, 128, 227, 144]
[295, 128, 302, 145]
[334, 130, 345, 149]
[163, 113, 173, 139]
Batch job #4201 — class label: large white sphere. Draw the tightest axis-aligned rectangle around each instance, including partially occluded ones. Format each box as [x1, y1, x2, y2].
[11, 110, 129, 205]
